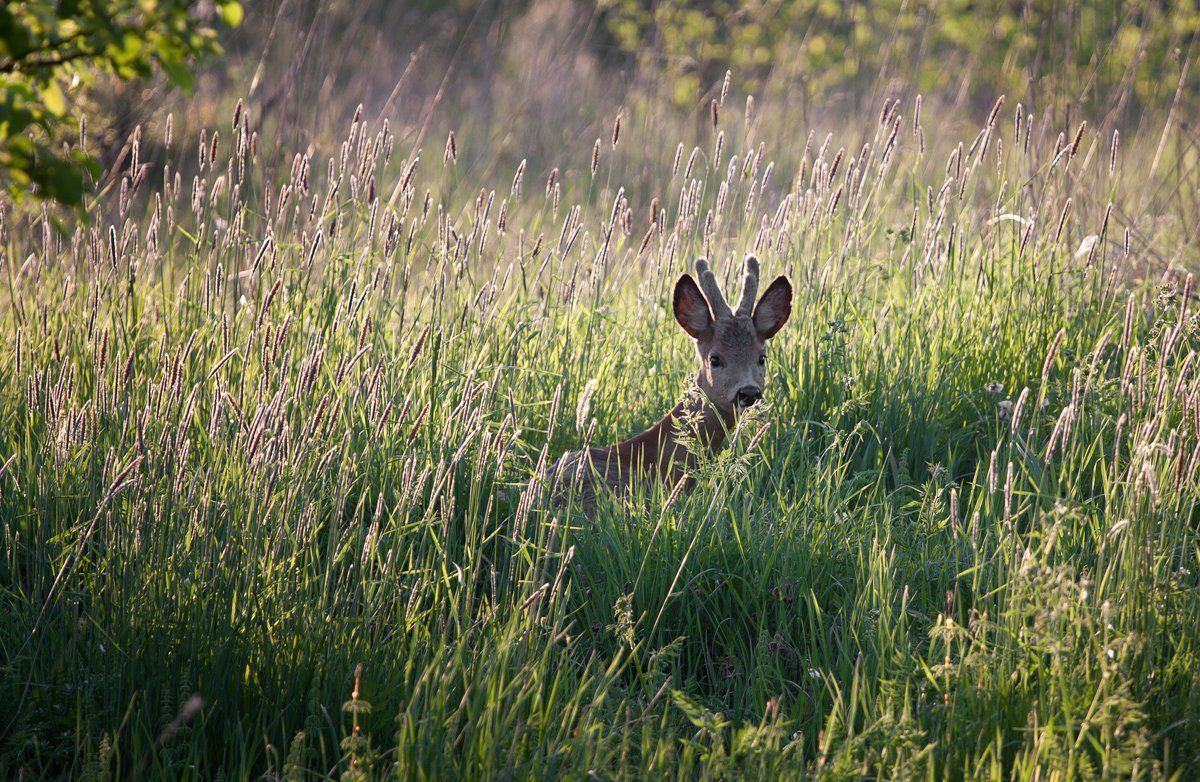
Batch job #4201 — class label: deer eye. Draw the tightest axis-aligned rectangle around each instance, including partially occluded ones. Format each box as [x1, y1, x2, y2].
[758, 353, 766, 366]
[709, 354, 724, 368]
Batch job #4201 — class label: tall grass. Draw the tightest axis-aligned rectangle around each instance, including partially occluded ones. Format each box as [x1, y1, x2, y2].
[2, 78, 1199, 779]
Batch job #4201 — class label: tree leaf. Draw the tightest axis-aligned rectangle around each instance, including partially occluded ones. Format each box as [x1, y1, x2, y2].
[39, 81, 66, 115]
[219, 2, 244, 28]
[160, 55, 195, 92]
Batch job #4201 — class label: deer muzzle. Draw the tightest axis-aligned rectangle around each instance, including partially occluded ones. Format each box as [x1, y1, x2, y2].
[735, 386, 763, 409]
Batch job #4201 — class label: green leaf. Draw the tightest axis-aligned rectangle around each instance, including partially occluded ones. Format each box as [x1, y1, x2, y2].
[219, 3, 244, 27]
[39, 81, 66, 115]
[160, 56, 195, 91]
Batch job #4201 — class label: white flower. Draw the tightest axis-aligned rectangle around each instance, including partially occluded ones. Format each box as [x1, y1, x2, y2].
[987, 213, 1032, 228]
[998, 399, 1014, 420]
[1074, 234, 1099, 260]
[986, 381, 1004, 394]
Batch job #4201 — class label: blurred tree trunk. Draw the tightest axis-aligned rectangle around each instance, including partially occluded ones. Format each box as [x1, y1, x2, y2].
[477, 0, 500, 144]
[695, 59, 718, 146]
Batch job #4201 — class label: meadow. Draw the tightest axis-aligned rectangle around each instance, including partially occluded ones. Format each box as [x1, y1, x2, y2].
[3, 10, 1200, 778]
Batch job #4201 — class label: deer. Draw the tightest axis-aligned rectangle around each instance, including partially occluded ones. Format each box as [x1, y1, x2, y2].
[551, 256, 793, 515]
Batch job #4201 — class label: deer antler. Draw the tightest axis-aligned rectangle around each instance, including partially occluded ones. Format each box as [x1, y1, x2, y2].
[694, 258, 733, 320]
[735, 255, 759, 317]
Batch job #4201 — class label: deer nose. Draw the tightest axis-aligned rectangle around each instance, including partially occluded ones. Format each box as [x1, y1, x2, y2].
[736, 386, 763, 408]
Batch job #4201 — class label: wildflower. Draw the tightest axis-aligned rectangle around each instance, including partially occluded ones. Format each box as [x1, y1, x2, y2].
[998, 399, 1014, 420]
[986, 381, 1004, 394]
[1074, 234, 1098, 261]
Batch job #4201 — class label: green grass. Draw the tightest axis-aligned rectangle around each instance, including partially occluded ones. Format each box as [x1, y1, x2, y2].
[2, 93, 1199, 780]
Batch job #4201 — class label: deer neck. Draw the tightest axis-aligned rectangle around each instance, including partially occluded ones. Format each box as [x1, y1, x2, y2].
[611, 390, 734, 477]
[663, 393, 734, 454]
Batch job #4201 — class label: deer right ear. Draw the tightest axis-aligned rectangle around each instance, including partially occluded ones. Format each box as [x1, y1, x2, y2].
[753, 275, 793, 340]
[673, 274, 713, 340]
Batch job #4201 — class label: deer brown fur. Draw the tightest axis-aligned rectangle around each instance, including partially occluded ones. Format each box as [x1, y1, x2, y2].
[552, 256, 793, 513]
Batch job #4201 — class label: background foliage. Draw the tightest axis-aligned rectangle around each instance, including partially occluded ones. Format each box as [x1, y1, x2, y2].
[600, 0, 1200, 114]
[0, 0, 240, 205]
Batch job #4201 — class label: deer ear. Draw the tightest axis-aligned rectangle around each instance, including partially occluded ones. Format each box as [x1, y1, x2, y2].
[673, 274, 713, 340]
[753, 275, 792, 340]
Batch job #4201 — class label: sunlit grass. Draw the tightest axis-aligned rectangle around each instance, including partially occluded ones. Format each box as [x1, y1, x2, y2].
[1, 87, 1198, 779]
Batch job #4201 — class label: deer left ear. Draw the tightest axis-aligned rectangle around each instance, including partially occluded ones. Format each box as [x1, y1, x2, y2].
[673, 273, 714, 340]
[753, 275, 792, 340]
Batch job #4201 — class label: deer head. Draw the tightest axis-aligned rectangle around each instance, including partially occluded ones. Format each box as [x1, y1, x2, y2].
[673, 256, 793, 414]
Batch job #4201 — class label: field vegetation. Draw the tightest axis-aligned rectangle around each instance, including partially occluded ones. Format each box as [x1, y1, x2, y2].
[2, 1, 1200, 778]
